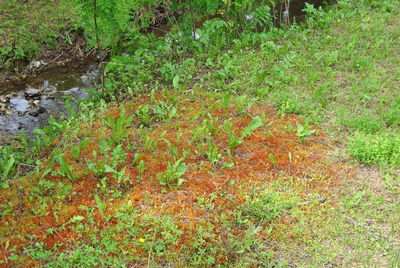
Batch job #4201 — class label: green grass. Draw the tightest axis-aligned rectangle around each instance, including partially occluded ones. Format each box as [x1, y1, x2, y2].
[0, 0, 77, 70]
[1, 0, 400, 266]
[348, 132, 400, 166]
[231, 2, 399, 132]
[191, 0, 400, 165]
[277, 170, 400, 267]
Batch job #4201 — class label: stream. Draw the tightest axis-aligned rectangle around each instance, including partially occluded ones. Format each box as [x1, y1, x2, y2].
[0, 0, 330, 140]
[0, 62, 99, 138]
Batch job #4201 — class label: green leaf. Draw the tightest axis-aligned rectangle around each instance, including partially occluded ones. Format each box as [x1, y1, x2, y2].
[269, 153, 277, 168]
[173, 75, 180, 89]
[221, 162, 235, 169]
[242, 116, 263, 137]
[68, 215, 84, 224]
[95, 194, 106, 218]
[2, 156, 15, 179]
[132, 153, 141, 165]
[138, 160, 146, 177]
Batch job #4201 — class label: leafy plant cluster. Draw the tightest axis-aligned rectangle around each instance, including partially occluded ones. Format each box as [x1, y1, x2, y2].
[18, 202, 274, 267]
[76, 0, 298, 98]
[0, 114, 73, 187]
[75, 0, 283, 50]
[347, 133, 400, 167]
[240, 189, 299, 222]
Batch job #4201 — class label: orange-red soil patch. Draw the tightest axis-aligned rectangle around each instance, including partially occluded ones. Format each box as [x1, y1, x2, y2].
[0, 91, 351, 265]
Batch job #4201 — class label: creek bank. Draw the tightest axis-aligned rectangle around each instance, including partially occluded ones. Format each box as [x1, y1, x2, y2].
[0, 0, 332, 141]
[0, 62, 99, 139]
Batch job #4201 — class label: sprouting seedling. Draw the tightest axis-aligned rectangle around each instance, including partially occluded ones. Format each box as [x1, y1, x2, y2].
[2, 156, 15, 180]
[221, 162, 235, 169]
[153, 100, 178, 122]
[86, 151, 106, 178]
[203, 113, 219, 136]
[157, 157, 187, 189]
[296, 122, 317, 142]
[132, 153, 142, 166]
[225, 120, 243, 150]
[71, 137, 88, 161]
[140, 129, 158, 152]
[242, 116, 263, 138]
[113, 167, 131, 185]
[136, 104, 152, 127]
[137, 160, 146, 179]
[235, 95, 255, 115]
[107, 106, 134, 144]
[173, 75, 180, 90]
[95, 194, 106, 219]
[150, 88, 156, 102]
[224, 116, 263, 151]
[221, 94, 232, 114]
[206, 142, 222, 165]
[97, 177, 108, 193]
[86, 139, 127, 179]
[269, 153, 277, 168]
[131, 153, 145, 180]
[83, 110, 95, 128]
[177, 127, 183, 143]
[56, 155, 76, 181]
[162, 138, 179, 160]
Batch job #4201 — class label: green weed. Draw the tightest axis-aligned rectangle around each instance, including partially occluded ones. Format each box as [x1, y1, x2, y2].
[71, 137, 88, 161]
[136, 104, 152, 127]
[107, 107, 134, 144]
[140, 129, 159, 152]
[242, 116, 263, 137]
[86, 139, 128, 179]
[347, 133, 400, 166]
[296, 123, 318, 142]
[235, 95, 255, 115]
[224, 120, 243, 150]
[240, 190, 299, 222]
[56, 155, 76, 182]
[0, 151, 15, 182]
[137, 160, 146, 179]
[206, 142, 222, 165]
[157, 158, 187, 189]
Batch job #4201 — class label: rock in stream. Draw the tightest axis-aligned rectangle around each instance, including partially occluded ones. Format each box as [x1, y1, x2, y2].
[0, 64, 99, 139]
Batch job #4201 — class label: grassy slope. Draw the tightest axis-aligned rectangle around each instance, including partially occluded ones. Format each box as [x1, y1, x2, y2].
[0, 0, 77, 71]
[210, 2, 400, 136]
[0, 0, 399, 266]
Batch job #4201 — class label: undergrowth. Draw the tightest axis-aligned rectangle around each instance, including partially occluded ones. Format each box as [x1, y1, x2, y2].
[0, 0, 78, 70]
[1, 0, 399, 266]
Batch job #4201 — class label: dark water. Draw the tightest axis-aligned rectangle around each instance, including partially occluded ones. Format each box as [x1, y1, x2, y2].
[0, 64, 99, 138]
[149, 0, 332, 36]
[289, 0, 332, 16]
